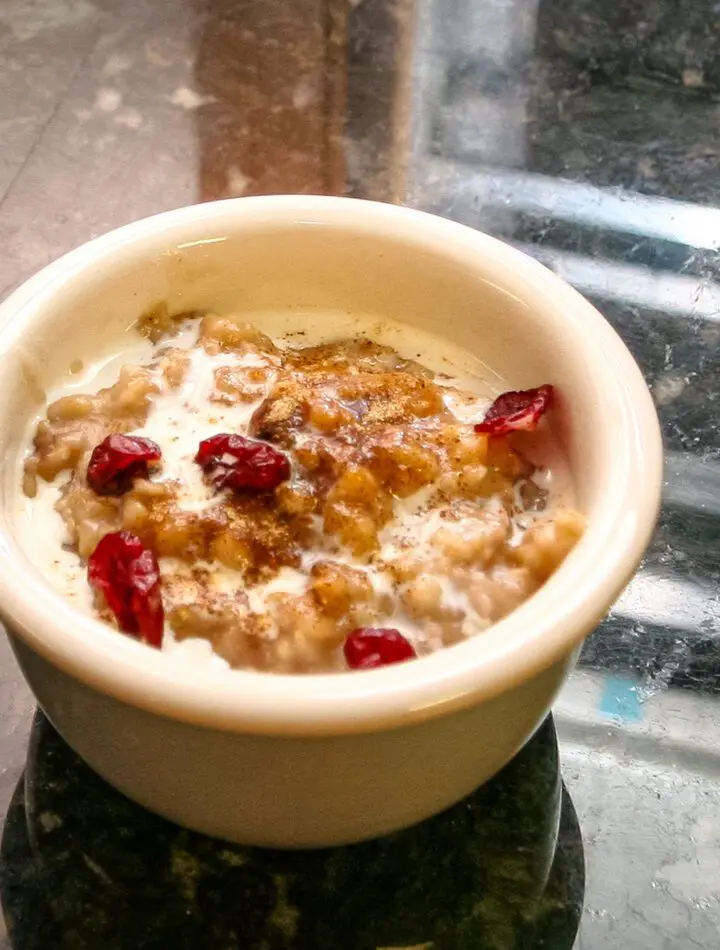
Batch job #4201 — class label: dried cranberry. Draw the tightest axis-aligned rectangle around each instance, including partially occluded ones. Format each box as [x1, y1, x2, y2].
[88, 531, 164, 647]
[474, 385, 554, 437]
[195, 433, 290, 493]
[344, 628, 417, 670]
[87, 434, 161, 495]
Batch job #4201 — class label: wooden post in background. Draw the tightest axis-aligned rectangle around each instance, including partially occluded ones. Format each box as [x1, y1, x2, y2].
[194, 0, 416, 203]
[195, 0, 348, 199]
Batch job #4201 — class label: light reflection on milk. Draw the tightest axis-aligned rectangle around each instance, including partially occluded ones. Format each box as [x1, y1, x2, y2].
[135, 347, 276, 513]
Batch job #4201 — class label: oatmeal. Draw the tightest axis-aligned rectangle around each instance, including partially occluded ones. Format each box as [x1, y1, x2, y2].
[20, 312, 585, 673]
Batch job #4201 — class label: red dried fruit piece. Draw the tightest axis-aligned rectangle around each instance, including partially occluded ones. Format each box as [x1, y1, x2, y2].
[474, 385, 554, 437]
[88, 531, 164, 647]
[195, 433, 290, 493]
[87, 434, 161, 495]
[344, 627, 417, 670]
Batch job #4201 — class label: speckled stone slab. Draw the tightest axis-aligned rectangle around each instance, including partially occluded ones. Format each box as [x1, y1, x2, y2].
[0, 713, 583, 949]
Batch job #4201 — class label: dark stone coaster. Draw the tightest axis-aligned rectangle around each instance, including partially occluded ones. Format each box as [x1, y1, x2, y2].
[0, 712, 584, 949]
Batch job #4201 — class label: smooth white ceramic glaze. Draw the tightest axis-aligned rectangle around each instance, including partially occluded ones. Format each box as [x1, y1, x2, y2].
[0, 197, 662, 847]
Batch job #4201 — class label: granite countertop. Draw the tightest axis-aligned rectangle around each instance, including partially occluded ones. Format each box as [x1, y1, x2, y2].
[0, 0, 718, 947]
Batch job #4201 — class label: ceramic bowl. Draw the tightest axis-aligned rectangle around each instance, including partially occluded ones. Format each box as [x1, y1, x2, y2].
[0, 197, 662, 847]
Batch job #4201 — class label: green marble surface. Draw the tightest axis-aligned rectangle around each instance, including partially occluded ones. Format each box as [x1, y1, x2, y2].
[0, 714, 583, 949]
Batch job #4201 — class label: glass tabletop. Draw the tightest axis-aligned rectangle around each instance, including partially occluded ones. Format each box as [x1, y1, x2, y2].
[0, 0, 718, 946]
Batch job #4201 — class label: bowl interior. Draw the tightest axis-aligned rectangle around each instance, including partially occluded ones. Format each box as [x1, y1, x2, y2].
[0, 198, 661, 733]
[4, 208, 607, 507]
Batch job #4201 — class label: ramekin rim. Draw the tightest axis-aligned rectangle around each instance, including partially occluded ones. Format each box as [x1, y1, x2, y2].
[0, 196, 663, 735]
